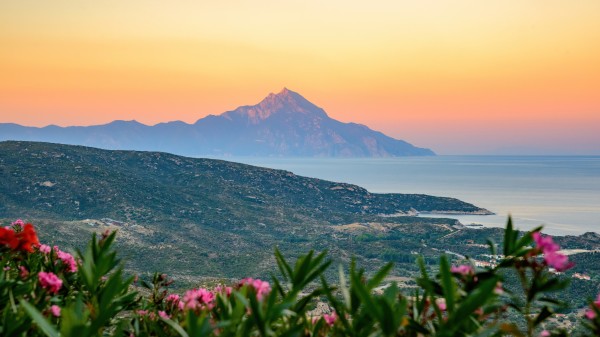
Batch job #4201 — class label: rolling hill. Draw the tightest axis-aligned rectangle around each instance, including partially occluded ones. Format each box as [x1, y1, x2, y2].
[0, 141, 485, 282]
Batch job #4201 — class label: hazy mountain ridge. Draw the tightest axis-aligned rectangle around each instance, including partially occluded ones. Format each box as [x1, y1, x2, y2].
[0, 89, 434, 157]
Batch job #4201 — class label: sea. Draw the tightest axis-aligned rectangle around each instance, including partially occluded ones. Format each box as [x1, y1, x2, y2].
[209, 155, 600, 236]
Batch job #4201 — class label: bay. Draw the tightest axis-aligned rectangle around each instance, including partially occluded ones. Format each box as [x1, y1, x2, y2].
[209, 155, 600, 236]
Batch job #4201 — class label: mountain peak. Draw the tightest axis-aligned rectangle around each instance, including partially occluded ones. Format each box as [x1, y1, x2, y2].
[277, 87, 291, 95]
[263, 87, 305, 105]
[222, 88, 328, 123]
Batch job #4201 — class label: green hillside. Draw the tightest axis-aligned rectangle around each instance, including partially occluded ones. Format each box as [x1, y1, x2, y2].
[0, 141, 484, 279]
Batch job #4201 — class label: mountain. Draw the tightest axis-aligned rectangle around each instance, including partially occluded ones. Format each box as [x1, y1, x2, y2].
[0, 89, 434, 157]
[1, 141, 477, 280]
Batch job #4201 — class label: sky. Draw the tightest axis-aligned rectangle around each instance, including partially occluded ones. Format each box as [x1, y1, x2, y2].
[1, 1, 599, 155]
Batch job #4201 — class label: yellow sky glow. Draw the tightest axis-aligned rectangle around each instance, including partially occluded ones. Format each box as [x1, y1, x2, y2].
[1, 0, 599, 153]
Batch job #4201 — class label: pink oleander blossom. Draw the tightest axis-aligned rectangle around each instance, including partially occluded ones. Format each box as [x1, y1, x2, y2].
[586, 309, 597, 320]
[240, 278, 271, 300]
[39, 244, 51, 254]
[158, 311, 170, 319]
[11, 219, 25, 228]
[19, 266, 29, 279]
[532, 232, 573, 271]
[38, 272, 62, 294]
[450, 265, 474, 275]
[166, 294, 180, 303]
[56, 249, 78, 272]
[182, 288, 215, 311]
[214, 285, 233, 297]
[50, 305, 61, 317]
[587, 293, 600, 320]
[494, 282, 504, 295]
[166, 294, 181, 311]
[323, 312, 337, 326]
[435, 298, 447, 311]
[545, 252, 573, 271]
[532, 232, 560, 255]
[539, 330, 550, 337]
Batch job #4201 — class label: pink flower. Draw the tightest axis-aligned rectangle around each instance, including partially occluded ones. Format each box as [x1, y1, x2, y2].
[532, 232, 559, 255]
[240, 278, 271, 300]
[38, 272, 62, 294]
[532, 232, 573, 271]
[539, 330, 550, 337]
[11, 219, 25, 228]
[214, 285, 233, 297]
[166, 294, 180, 303]
[50, 305, 61, 317]
[311, 316, 319, 325]
[19, 266, 29, 279]
[56, 249, 78, 272]
[39, 244, 51, 254]
[494, 282, 504, 295]
[182, 288, 215, 311]
[435, 298, 447, 311]
[158, 310, 170, 319]
[323, 312, 337, 326]
[450, 265, 474, 275]
[594, 293, 600, 307]
[544, 252, 573, 272]
[587, 293, 600, 320]
[166, 294, 181, 311]
[136, 310, 156, 320]
[586, 309, 597, 320]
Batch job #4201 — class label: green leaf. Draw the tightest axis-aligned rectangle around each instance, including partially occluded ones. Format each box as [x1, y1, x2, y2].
[161, 317, 190, 337]
[487, 239, 497, 256]
[534, 306, 553, 326]
[445, 277, 498, 332]
[366, 262, 393, 290]
[439, 255, 456, 314]
[339, 265, 351, 310]
[274, 248, 293, 282]
[20, 300, 59, 337]
[293, 251, 314, 285]
[503, 216, 514, 256]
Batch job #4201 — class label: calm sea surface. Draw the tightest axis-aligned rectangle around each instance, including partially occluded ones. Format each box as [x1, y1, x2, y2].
[209, 156, 600, 236]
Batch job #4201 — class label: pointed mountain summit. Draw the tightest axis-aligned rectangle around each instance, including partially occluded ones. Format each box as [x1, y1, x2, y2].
[0, 89, 434, 157]
[220, 88, 327, 124]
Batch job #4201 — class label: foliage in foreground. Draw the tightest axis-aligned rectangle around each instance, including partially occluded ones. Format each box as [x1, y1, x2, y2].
[1, 218, 600, 337]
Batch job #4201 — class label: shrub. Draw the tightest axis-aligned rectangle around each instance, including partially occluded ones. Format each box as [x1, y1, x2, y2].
[1, 218, 599, 336]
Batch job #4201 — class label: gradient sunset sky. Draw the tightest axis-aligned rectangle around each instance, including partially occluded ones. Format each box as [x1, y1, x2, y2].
[1, 1, 599, 154]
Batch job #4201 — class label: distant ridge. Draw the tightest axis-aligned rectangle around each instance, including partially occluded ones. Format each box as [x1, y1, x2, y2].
[0, 89, 434, 157]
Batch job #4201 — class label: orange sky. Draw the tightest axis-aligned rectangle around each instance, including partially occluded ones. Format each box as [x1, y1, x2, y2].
[1, 1, 599, 154]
